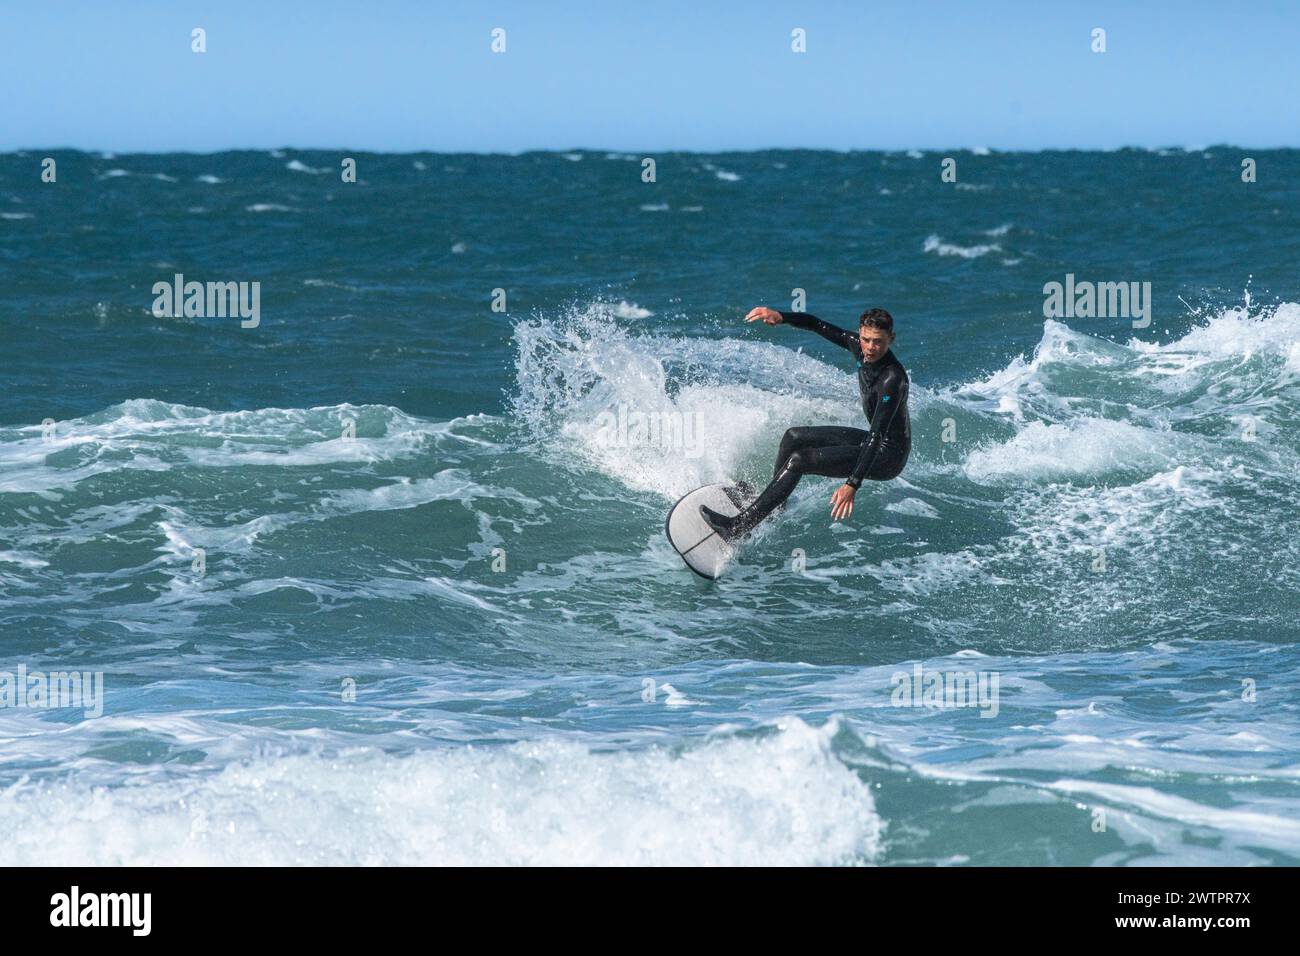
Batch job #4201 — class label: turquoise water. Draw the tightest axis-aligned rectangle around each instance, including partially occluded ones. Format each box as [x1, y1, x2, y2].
[1, 148, 1298, 864]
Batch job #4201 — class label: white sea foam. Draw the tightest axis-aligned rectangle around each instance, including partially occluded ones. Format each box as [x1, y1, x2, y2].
[952, 320, 1150, 421]
[870, 549, 987, 597]
[701, 162, 741, 182]
[884, 497, 940, 519]
[511, 304, 861, 498]
[610, 300, 652, 319]
[1129, 300, 1300, 364]
[964, 419, 1178, 483]
[0, 550, 48, 568]
[0, 718, 881, 865]
[0, 401, 476, 495]
[923, 234, 1000, 259]
[303, 278, 362, 292]
[322, 472, 538, 516]
[1006, 464, 1222, 558]
[1047, 779, 1300, 852]
[955, 305, 1300, 445]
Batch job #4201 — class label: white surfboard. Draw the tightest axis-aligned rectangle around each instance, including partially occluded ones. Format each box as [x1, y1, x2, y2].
[665, 481, 755, 580]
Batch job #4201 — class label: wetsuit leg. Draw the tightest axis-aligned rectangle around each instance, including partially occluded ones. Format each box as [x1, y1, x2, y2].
[702, 437, 904, 539]
[773, 426, 869, 478]
[764, 427, 870, 517]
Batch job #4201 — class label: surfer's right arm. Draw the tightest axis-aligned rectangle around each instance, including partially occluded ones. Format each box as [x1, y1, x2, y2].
[746, 308, 859, 352]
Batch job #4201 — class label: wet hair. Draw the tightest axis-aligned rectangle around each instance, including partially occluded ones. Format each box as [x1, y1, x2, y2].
[858, 308, 895, 337]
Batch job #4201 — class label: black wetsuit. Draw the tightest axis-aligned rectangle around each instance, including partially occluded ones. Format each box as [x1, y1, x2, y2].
[703, 311, 911, 538]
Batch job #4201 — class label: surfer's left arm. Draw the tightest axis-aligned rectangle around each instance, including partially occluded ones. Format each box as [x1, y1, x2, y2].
[830, 483, 856, 521]
[833, 367, 908, 518]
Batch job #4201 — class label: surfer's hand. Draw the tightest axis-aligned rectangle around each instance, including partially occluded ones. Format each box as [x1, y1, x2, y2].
[745, 307, 783, 325]
[830, 484, 855, 521]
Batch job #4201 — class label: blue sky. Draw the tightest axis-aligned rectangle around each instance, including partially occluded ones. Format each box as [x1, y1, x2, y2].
[3, 0, 1297, 152]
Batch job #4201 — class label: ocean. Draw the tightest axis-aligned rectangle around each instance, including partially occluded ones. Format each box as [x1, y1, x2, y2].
[1, 147, 1298, 865]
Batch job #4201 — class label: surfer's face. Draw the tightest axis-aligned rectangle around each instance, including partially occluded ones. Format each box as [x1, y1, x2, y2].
[859, 327, 892, 363]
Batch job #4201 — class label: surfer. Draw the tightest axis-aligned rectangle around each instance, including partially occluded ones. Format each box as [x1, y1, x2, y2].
[700, 306, 911, 540]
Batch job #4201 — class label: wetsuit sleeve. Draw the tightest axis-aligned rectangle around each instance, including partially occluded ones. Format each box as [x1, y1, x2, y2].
[846, 368, 907, 489]
[779, 312, 859, 354]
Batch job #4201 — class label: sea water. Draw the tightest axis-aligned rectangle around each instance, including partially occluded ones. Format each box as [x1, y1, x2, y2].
[1, 148, 1297, 864]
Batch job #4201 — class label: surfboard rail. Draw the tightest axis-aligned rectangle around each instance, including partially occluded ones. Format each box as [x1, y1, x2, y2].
[664, 481, 754, 579]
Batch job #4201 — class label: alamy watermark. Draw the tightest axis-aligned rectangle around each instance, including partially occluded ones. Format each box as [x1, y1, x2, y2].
[0, 664, 104, 718]
[890, 663, 1000, 718]
[1043, 273, 1151, 329]
[593, 403, 702, 458]
[50, 886, 150, 936]
[151, 272, 260, 328]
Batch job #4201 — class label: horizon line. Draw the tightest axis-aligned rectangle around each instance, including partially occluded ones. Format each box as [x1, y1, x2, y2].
[5, 142, 1298, 157]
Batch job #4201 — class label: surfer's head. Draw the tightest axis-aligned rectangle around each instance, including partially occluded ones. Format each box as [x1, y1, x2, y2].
[858, 308, 895, 362]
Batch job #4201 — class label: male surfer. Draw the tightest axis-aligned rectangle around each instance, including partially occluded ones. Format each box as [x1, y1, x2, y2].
[699, 306, 911, 540]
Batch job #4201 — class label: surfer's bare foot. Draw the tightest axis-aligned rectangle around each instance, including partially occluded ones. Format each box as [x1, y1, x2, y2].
[699, 505, 740, 541]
